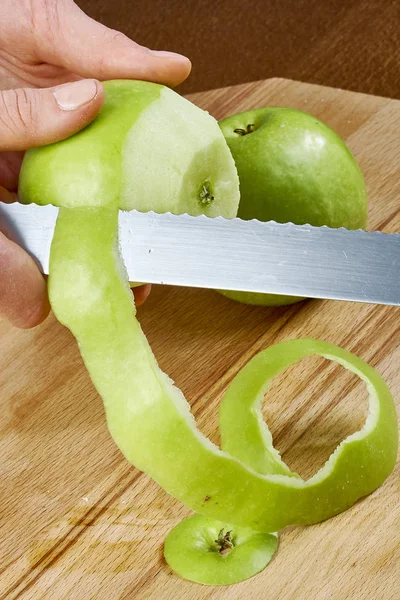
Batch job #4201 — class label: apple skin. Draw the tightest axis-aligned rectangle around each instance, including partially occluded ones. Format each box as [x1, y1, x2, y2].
[218, 107, 368, 306]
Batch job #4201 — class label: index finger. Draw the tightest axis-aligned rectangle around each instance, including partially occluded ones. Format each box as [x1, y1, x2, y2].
[37, 2, 191, 87]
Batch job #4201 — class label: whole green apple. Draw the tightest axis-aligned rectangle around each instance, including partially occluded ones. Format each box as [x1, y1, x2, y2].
[218, 107, 368, 306]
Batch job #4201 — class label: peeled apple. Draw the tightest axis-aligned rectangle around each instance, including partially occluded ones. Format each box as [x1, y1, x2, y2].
[20, 80, 240, 217]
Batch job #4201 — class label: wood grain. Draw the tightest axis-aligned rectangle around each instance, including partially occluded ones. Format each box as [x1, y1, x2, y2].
[0, 78, 399, 599]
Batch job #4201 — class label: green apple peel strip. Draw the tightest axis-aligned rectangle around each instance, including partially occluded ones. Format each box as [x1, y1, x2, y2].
[49, 206, 398, 584]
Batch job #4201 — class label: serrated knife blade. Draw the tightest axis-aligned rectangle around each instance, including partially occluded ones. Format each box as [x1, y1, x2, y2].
[1, 201, 399, 306]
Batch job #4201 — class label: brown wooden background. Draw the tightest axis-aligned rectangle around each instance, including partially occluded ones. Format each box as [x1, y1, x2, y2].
[77, 0, 400, 98]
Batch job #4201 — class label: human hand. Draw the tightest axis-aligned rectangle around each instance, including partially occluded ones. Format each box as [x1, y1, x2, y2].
[0, 0, 191, 328]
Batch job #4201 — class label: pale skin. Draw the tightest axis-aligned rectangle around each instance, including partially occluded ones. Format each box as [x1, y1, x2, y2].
[0, 0, 191, 328]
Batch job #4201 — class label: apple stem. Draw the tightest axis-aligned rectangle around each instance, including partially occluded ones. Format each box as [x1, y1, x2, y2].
[199, 181, 215, 207]
[215, 528, 234, 556]
[233, 123, 255, 136]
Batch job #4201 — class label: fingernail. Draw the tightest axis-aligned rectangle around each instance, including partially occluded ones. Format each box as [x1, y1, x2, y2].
[53, 79, 98, 111]
[148, 50, 190, 63]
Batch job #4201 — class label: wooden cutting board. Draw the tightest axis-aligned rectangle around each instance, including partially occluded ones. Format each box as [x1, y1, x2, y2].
[1, 78, 399, 600]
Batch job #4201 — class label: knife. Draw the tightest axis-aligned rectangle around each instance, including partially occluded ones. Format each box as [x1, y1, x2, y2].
[1, 201, 399, 306]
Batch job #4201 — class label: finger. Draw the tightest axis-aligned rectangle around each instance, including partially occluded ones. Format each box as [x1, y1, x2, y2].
[0, 80, 104, 151]
[133, 284, 152, 307]
[39, 1, 191, 87]
[0, 231, 50, 328]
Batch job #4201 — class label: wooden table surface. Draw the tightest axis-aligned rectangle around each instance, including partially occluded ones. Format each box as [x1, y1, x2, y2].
[77, 0, 400, 99]
[1, 77, 399, 599]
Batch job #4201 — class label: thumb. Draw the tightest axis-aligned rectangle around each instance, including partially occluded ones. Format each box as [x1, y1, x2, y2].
[0, 230, 49, 328]
[0, 80, 104, 151]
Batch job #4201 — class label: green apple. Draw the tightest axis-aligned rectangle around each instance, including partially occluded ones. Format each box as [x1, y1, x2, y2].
[218, 107, 368, 306]
[19, 80, 240, 219]
[164, 514, 278, 585]
[19, 80, 240, 288]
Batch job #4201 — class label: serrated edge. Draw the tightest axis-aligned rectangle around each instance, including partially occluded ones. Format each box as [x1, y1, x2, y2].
[124, 209, 400, 239]
[5, 201, 400, 240]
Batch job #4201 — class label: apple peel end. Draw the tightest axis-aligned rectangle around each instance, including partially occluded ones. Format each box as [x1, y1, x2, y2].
[164, 514, 279, 586]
